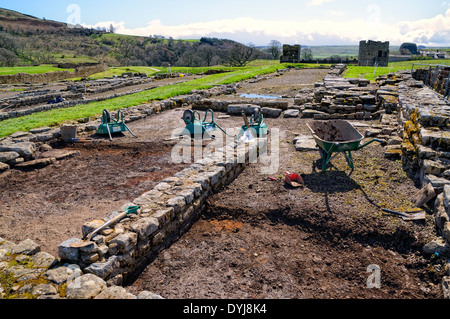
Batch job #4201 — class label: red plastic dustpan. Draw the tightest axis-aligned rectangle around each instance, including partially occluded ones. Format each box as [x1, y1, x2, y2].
[285, 171, 304, 188]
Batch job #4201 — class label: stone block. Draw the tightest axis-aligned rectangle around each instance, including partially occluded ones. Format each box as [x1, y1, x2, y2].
[166, 196, 187, 213]
[84, 256, 121, 279]
[58, 238, 82, 262]
[0, 151, 19, 164]
[30, 252, 58, 269]
[177, 188, 195, 204]
[422, 159, 447, 176]
[43, 263, 82, 285]
[0, 142, 36, 159]
[130, 217, 159, 241]
[14, 157, 55, 169]
[227, 104, 259, 116]
[283, 109, 300, 118]
[108, 232, 137, 253]
[261, 107, 282, 118]
[294, 135, 317, 152]
[12, 239, 40, 255]
[418, 145, 437, 159]
[66, 273, 107, 299]
[423, 237, 450, 256]
[94, 286, 137, 299]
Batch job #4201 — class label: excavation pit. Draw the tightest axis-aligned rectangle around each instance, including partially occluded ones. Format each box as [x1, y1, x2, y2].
[0, 67, 446, 300]
[123, 115, 443, 299]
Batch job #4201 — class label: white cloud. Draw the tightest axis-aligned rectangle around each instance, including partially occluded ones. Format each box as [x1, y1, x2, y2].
[397, 9, 450, 45]
[306, 0, 333, 6]
[86, 9, 450, 46]
[327, 10, 346, 17]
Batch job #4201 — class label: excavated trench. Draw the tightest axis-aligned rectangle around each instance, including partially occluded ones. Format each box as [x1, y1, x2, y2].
[0, 68, 446, 300]
[0, 138, 189, 257]
[125, 114, 444, 299]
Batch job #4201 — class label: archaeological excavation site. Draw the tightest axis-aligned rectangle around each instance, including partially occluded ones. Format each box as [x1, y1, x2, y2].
[1, 62, 450, 302]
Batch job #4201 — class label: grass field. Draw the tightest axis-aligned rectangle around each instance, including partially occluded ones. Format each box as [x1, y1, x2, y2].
[344, 59, 450, 80]
[0, 62, 324, 137]
[0, 65, 74, 76]
[86, 66, 162, 80]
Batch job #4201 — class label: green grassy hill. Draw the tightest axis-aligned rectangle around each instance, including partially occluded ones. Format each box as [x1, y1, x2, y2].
[0, 8, 269, 68]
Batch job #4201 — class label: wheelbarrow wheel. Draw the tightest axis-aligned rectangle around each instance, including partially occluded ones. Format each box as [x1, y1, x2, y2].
[182, 110, 194, 124]
[103, 109, 111, 123]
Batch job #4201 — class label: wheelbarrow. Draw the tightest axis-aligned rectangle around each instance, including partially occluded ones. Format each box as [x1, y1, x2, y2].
[96, 109, 138, 141]
[307, 120, 385, 171]
[180, 109, 231, 140]
[237, 106, 269, 142]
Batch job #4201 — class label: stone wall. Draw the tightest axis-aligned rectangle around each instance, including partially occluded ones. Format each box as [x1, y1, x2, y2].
[0, 64, 109, 85]
[0, 83, 266, 299]
[280, 44, 301, 63]
[0, 77, 158, 122]
[398, 71, 450, 189]
[0, 84, 239, 175]
[358, 40, 390, 67]
[60, 137, 265, 286]
[413, 66, 450, 98]
[302, 64, 401, 121]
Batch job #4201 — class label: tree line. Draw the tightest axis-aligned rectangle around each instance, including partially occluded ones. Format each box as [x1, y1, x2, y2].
[0, 21, 275, 68]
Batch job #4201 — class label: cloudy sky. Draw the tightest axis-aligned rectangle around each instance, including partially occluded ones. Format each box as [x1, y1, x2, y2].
[3, 0, 450, 46]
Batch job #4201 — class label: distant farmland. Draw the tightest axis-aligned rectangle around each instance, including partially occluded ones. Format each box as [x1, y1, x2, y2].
[306, 45, 401, 59]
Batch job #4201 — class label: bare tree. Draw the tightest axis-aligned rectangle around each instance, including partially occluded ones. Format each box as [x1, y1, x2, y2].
[268, 40, 282, 60]
[0, 48, 18, 66]
[198, 45, 215, 66]
[224, 42, 254, 67]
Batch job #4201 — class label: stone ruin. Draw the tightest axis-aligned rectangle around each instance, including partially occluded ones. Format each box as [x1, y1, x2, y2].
[358, 40, 390, 67]
[3, 63, 450, 298]
[280, 44, 301, 63]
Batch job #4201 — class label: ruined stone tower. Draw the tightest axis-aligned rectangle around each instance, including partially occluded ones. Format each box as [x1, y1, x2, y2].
[358, 40, 389, 67]
[280, 44, 301, 63]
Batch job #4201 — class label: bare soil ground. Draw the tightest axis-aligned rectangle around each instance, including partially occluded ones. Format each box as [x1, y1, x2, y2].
[0, 68, 444, 299]
[125, 69, 445, 299]
[125, 116, 443, 299]
[236, 67, 329, 97]
[0, 110, 191, 256]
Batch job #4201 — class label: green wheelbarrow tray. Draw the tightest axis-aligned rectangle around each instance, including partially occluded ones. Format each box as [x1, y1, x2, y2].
[237, 110, 269, 140]
[97, 109, 138, 140]
[307, 120, 385, 171]
[181, 109, 231, 140]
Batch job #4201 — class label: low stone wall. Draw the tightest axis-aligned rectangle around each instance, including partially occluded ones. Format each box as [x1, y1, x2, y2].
[0, 83, 256, 299]
[0, 75, 152, 113]
[0, 132, 265, 299]
[0, 64, 109, 85]
[413, 66, 450, 97]
[398, 72, 450, 189]
[0, 84, 238, 176]
[60, 137, 265, 286]
[0, 83, 151, 122]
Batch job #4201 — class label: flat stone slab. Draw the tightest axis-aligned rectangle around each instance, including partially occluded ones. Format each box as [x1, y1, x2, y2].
[294, 135, 317, 152]
[227, 104, 260, 116]
[40, 149, 81, 160]
[283, 109, 300, 118]
[14, 157, 56, 169]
